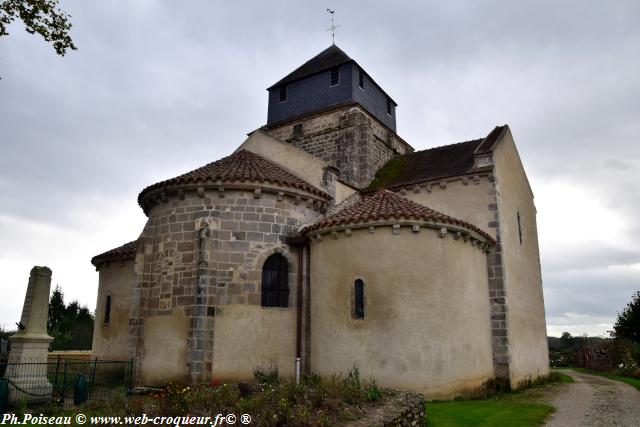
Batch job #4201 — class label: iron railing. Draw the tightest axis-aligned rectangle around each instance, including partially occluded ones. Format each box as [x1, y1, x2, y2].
[0, 357, 133, 410]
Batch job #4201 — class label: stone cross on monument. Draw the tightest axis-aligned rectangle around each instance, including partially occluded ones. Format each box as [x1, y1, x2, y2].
[5, 266, 54, 403]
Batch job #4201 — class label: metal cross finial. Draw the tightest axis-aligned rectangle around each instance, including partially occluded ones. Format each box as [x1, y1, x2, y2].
[326, 9, 340, 44]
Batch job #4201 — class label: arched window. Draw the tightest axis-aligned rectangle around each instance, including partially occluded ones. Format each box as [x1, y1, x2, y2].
[261, 254, 289, 308]
[354, 279, 365, 319]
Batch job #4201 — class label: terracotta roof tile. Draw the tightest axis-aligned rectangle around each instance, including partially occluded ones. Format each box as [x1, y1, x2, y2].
[91, 241, 137, 266]
[138, 149, 330, 207]
[369, 125, 507, 190]
[303, 190, 494, 243]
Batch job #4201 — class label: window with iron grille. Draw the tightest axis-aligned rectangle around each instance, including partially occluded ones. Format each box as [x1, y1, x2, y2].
[330, 67, 340, 86]
[261, 254, 289, 307]
[104, 295, 111, 324]
[279, 85, 287, 102]
[359, 71, 364, 89]
[354, 279, 365, 319]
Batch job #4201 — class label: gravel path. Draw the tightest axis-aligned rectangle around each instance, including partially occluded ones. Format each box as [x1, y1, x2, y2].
[545, 370, 640, 426]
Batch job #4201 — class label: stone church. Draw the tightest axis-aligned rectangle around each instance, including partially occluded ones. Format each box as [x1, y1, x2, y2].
[90, 45, 549, 398]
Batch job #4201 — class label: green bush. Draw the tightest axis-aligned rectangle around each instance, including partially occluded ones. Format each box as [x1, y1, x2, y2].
[341, 366, 363, 404]
[173, 367, 382, 424]
[365, 381, 382, 402]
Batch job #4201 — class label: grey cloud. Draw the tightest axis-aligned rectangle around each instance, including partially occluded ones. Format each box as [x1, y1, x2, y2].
[541, 246, 640, 274]
[544, 268, 639, 319]
[604, 159, 633, 171]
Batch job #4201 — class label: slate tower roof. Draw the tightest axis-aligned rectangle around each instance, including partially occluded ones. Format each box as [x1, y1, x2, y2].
[266, 45, 399, 131]
[268, 44, 354, 89]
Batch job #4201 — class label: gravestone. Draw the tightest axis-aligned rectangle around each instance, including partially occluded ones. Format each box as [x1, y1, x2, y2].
[5, 266, 54, 403]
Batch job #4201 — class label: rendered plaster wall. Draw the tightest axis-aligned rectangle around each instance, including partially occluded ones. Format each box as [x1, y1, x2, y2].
[400, 173, 510, 384]
[91, 259, 134, 361]
[334, 180, 357, 204]
[236, 130, 358, 205]
[212, 304, 297, 380]
[140, 309, 190, 385]
[309, 226, 494, 399]
[492, 131, 549, 387]
[130, 188, 319, 385]
[402, 176, 495, 239]
[237, 131, 329, 193]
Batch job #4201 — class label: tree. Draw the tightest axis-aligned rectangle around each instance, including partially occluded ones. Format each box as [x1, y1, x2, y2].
[47, 285, 94, 350]
[0, 0, 76, 56]
[612, 291, 640, 343]
[48, 285, 65, 330]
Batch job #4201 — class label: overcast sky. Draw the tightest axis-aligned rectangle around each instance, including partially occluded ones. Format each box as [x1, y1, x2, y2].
[1, 1, 638, 337]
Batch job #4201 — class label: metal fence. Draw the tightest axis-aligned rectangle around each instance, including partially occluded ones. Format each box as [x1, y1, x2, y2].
[1, 358, 133, 410]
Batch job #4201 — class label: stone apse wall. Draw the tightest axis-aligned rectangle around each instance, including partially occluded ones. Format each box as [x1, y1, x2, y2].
[126, 186, 323, 386]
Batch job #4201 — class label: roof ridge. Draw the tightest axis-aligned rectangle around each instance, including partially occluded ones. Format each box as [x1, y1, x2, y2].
[368, 127, 506, 190]
[412, 137, 483, 154]
[267, 44, 353, 89]
[475, 125, 508, 155]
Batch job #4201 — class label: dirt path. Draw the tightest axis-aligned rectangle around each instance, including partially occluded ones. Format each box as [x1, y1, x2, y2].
[545, 370, 640, 426]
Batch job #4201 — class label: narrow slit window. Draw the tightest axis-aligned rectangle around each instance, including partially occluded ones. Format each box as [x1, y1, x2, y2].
[330, 67, 340, 86]
[261, 254, 289, 308]
[354, 279, 365, 319]
[386, 99, 392, 115]
[279, 85, 287, 102]
[104, 295, 111, 324]
[359, 71, 364, 89]
[517, 211, 523, 244]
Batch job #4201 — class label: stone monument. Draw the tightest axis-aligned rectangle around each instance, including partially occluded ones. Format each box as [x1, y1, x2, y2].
[5, 266, 54, 403]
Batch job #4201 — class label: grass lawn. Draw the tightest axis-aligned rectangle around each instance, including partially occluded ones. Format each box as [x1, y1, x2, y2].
[425, 400, 553, 427]
[424, 373, 573, 427]
[553, 371, 575, 383]
[569, 367, 640, 391]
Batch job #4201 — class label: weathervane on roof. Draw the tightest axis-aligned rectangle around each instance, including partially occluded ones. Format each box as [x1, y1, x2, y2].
[326, 9, 340, 44]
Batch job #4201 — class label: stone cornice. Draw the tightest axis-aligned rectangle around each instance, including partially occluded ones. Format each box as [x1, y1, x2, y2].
[309, 219, 494, 251]
[141, 181, 329, 216]
[9, 334, 53, 343]
[387, 170, 495, 194]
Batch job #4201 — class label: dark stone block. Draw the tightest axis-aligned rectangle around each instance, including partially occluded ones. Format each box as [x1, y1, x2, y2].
[243, 212, 260, 221]
[261, 214, 275, 223]
[232, 231, 246, 241]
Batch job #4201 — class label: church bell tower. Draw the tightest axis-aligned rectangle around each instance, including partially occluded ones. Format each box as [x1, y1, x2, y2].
[262, 45, 413, 189]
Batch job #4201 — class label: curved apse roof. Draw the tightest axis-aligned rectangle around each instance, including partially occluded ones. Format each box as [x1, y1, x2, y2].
[138, 149, 330, 212]
[303, 189, 494, 243]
